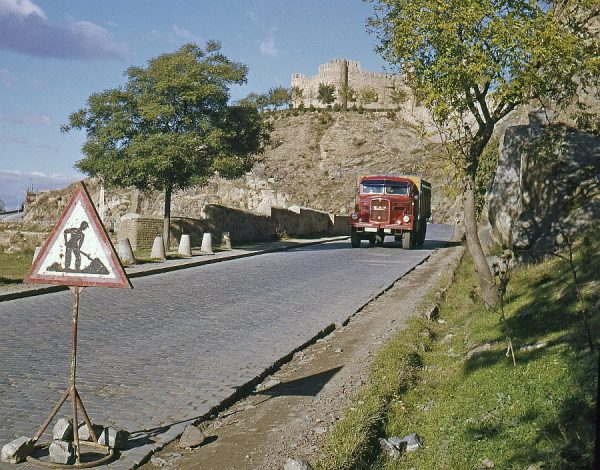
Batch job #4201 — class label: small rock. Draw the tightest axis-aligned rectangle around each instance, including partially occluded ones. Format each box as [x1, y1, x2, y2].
[77, 422, 104, 441]
[526, 462, 546, 470]
[257, 378, 281, 390]
[53, 417, 73, 441]
[437, 319, 446, 324]
[314, 426, 328, 434]
[478, 458, 495, 469]
[1, 436, 35, 464]
[49, 440, 75, 465]
[441, 333, 454, 344]
[164, 452, 182, 462]
[178, 425, 205, 449]
[400, 433, 423, 452]
[335, 348, 343, 353]
[150, 455, 168, 467]
[284, 457, 313, 470]
[466, 343, 493, 360]
[519, 341, 548, 352]
[417, 399, 435, 411]
[98, 427, 130, 450]
[379, 437, 406, 458]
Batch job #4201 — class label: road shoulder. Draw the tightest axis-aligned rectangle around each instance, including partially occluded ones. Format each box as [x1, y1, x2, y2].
[141, 240, 464, 470]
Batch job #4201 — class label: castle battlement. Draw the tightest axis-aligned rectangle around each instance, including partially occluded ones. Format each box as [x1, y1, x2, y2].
[291, 59, 409, 110]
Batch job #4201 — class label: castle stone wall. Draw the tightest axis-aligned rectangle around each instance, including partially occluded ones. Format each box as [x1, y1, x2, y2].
[291, 59, 409, 110]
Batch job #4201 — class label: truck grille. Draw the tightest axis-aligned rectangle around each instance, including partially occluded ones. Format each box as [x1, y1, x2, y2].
[370, 199, 390, 223]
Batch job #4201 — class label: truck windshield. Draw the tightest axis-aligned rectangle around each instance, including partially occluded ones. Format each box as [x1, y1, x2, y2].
[361, 181, 409, 195]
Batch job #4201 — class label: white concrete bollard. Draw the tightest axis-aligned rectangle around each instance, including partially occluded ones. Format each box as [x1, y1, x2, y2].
[150, 236, 166, 259]
[117, 238, 136, 264]
[222, 232, 232, 250]
[200, 233, 213, 254]
[178, 234, 192, 257]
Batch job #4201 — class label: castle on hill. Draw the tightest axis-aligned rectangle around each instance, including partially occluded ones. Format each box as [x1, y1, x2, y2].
[291, 59, 409, 110]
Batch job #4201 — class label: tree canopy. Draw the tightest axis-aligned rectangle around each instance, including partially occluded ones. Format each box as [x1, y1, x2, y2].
[318, 83, 336, 105]
[368, 0, 599, 306]
[63, 41, 270, 246]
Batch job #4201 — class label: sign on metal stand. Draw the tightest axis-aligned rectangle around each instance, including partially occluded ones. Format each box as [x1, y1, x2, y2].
[24, 181, 132, 467]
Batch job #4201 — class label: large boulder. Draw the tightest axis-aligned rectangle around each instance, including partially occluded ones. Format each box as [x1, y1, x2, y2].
[482, 111, 600, 252]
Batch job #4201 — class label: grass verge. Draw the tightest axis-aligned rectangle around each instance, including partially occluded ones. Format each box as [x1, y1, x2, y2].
[316, 232, 599, 469]
[0, 249, 34, 284]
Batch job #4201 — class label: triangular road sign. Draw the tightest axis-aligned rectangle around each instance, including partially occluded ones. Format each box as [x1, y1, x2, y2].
[26, 182, 132, 288]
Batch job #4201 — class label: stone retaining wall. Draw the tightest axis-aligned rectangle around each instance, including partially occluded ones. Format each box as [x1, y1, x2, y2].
[118, 205, 349, 250]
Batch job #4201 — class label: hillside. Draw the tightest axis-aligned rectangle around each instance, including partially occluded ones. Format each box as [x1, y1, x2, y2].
[22, 111, 457, 231]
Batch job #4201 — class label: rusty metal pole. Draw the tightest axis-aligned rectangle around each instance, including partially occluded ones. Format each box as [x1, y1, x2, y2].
[70, 286, 81, 463]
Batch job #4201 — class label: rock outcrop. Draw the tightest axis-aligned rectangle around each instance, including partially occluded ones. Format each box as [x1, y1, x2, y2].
[481, 111, 600, 253]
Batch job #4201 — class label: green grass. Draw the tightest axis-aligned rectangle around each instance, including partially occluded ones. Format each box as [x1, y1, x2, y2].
[0, 249, 35, 284]
[316, 231, 599, 470]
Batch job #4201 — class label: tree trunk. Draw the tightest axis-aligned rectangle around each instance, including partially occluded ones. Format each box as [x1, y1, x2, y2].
[163, 186, 172, 252]
[464, 176, 499, 308]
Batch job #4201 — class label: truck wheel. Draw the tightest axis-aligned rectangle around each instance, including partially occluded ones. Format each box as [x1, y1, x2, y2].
[402, 232, 413, 250]
[351, 228, 360, 248]
[369, 236, 376, 247]
[375, 231, 384, 246]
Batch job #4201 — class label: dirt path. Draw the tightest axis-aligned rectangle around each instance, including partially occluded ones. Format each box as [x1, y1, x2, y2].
[141, 241, 464, 470]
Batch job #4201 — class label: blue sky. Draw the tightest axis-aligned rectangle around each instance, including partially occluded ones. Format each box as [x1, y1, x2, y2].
[0, 0, 388, 210]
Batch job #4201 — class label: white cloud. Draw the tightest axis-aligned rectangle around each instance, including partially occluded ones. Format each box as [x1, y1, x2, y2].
[0, 0, 127, 60]
[0, 0, 46, 20]
[259, 36, 278, 57]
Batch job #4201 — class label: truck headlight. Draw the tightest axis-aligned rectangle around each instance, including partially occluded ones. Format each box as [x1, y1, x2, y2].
[351, 213, 359, 221]
[403, 215, 410, 223]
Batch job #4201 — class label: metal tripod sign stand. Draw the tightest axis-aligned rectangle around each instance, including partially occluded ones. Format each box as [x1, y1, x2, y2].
[24, 182, 132, 467]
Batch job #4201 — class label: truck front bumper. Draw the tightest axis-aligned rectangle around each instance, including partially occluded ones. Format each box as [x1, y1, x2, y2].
[350, 223, 412, 234]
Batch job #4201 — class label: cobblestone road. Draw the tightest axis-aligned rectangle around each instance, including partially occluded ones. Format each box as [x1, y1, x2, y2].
[0, 224, 453, 468]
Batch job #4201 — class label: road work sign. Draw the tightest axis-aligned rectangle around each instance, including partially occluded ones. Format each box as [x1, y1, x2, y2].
[26, 182, 132, 288]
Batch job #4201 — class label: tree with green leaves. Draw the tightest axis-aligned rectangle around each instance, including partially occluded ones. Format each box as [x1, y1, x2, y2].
[387, 80, 409, 109]
[63, 42, 270, 249]
[369, 0, 599, 307]
[358, 86, 379, 106]
[338, 84, 357, 110]
[267, 86, 291, 110]
[291, 86, 304, 108]
[317, 83, 336, 106]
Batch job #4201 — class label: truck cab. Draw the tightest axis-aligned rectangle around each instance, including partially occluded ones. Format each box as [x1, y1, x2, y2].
[348, 175, 431, 249]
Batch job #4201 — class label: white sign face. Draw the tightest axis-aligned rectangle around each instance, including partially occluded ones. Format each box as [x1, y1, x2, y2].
[26, 182, 131, 288]
[39, 200, 112, 277]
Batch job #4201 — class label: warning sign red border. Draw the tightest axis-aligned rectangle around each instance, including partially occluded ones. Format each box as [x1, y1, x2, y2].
[25, 182, 132, 288]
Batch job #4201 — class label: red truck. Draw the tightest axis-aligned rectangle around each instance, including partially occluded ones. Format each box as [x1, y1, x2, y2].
[348, 175, 431, 249]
